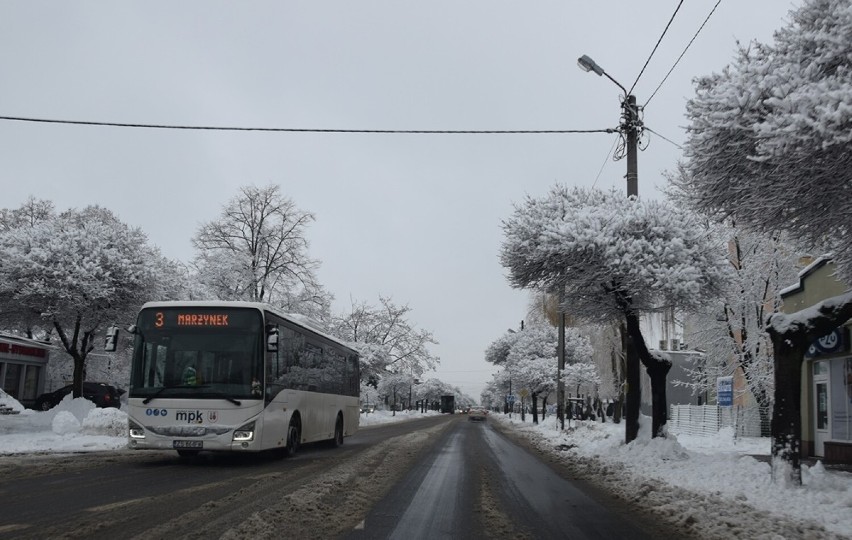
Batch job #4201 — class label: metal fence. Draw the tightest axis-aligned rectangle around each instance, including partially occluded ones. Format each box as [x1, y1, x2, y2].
[668, 404, 771, 438]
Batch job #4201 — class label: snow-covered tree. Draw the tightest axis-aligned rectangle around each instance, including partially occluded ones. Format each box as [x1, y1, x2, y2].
[683, 1, 852, 278]
[485, 321, 594, 424]
[0, 196, 54, 233]
[376, 372, 412, 415]
[0, 206, 160, 398]
[506, 324, 558, 423]
[682, 0, 852, 484]
[0, 197, 57, 338]
[501, 186, 727, 440]
[192, 184, 330, 317]
[328, 296, 439, 382]
[484, 330, 519, 366]
[680, 220, 799, 432]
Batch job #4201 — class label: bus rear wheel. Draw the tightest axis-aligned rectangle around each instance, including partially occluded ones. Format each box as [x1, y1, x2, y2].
[329, 414, 344, 447]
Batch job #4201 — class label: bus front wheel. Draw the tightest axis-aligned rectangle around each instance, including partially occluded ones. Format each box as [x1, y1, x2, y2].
[285, 418, 301, 457]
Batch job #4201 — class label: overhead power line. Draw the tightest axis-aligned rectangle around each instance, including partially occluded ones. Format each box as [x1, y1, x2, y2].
[0, 115, 614, 135]
[645, 126, 683, 149]
[644, 0, 722, 108]
[628, 0, 685, 96]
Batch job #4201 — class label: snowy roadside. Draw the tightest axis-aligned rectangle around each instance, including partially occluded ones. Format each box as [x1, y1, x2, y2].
[490, 413, 852, 540]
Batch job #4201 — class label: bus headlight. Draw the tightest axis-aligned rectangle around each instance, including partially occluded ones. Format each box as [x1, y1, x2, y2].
[129, 420, 146, 439]
[233, 421, 255, 442]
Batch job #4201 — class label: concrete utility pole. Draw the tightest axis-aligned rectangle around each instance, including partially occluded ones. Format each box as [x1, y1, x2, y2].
[578, 54, 642, 443]
[557, 290, 566, 430]
[622, 93, 641, 443]
[625, 94, 639, 198]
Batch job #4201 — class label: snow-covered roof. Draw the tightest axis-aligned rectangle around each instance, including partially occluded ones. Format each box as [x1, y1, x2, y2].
[0, 332, 51, 349]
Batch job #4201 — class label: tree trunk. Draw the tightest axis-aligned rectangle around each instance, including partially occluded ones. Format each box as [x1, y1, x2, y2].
[612, 398, 623, 424]
[646, 361, 671, 436]
[621, 322, 640, 442]
[531, 392, 539, 424]
[53, 316, 94, 399]
[753, 387, 772, 437]
[767, 331, 805, 485]
[624, 308, 672, 438]
[541, 396, 548, 420]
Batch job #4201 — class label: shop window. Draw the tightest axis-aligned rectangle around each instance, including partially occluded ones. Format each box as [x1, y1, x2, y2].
[3, 363, 21, 399]
[23, 365, 40, 401]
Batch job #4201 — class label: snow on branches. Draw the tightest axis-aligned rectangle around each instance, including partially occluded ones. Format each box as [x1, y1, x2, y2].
[684, 0, 852, 281]
[500, 186, 727, 322]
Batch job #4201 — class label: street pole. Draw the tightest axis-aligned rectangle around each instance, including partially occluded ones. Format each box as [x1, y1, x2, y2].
[577, 54, 642, 444]
[623, 93, 641, 443]
[625, 95, 638, 198]
[557, 289, 565, 431]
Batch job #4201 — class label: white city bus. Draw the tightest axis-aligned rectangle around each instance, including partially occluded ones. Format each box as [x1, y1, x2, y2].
[120, 301, 360, 457]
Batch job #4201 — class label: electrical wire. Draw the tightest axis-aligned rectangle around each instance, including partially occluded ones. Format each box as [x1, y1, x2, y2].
[644, 0, 722, 108]
[628, 0, 685, 96]
[591, 133, 621, 189]
[645, 126, 683, 149]
[0, 115, 615, 135]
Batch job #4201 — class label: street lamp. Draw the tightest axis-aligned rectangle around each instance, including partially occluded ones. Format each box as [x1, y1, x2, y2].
[576, 54, 640, 197]
[577, 53, 642, 444]
[577, 55, 627, 96]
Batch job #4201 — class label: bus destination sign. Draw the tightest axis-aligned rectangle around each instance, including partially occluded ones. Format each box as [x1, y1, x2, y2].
[140, 308, 260, 331]
[176, 313, 229, 326]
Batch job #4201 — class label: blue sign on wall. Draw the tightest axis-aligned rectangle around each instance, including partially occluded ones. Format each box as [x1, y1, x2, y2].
[806, 327, 849, 358]
[717, 376, 733, 407]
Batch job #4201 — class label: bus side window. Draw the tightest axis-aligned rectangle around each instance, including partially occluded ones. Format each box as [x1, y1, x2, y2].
[348, 355, 359, 396]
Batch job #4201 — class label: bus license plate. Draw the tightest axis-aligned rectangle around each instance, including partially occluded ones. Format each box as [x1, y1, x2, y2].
[173, 440, 203, 449]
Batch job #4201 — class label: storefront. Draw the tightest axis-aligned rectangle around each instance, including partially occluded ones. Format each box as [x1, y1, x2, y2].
[780, 257, 852, 463]
[0, 333, 50, 408]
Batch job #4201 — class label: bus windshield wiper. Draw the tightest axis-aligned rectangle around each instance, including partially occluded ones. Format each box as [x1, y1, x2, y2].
[204, 391, 241, 406]
[142, 384, 210, 404]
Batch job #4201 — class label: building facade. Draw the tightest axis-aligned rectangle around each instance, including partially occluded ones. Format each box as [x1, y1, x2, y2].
[0, 333, 50, 408]
[779, 257, 852, 464]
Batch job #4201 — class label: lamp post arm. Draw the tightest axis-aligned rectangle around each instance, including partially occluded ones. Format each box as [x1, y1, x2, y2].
[603, 72, 628, 96]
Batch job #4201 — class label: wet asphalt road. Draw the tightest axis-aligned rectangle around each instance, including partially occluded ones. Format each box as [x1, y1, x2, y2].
[346, 418, 655, 540]
[0, 415, 673, 539]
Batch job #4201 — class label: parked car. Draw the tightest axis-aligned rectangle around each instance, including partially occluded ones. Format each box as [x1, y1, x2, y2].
[34, 382, 124, 411]
[467, 408, 488, 422]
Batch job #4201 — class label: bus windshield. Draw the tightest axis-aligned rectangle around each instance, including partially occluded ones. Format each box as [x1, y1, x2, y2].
[129, 307, 264, 401]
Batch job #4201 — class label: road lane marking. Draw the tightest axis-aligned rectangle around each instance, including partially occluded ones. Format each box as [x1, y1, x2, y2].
[85, 480, 231, 513]
[85, 497, 150, 513]
[0, 524, 30, 534]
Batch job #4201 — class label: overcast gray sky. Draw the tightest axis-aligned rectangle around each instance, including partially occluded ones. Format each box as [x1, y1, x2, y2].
[1, 1, 797, 400]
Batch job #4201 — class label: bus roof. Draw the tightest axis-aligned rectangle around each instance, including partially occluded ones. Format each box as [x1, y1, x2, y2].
[139, 300, 359, 357]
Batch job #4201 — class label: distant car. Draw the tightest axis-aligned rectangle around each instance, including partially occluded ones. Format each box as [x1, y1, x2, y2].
[468, 408, 488, 422]
[34, 382, 124, 411]
[360, 404, 376, 414]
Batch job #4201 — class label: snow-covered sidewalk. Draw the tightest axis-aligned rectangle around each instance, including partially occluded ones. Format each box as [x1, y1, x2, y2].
[491, 412, 852, 539]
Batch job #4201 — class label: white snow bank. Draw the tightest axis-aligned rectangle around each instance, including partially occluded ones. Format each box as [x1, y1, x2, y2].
[0, 393, 128, 454]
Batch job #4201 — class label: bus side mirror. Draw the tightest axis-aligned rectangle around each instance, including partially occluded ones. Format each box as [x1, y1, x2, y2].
[105, 325, 119, 352]
[266, 326, 279, 352]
